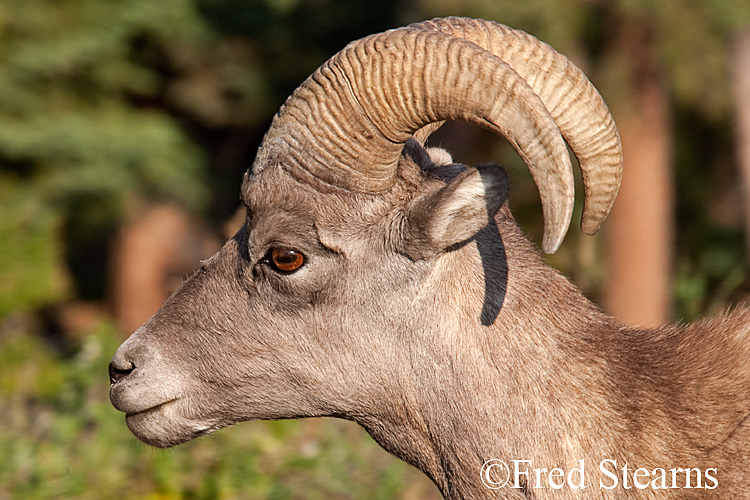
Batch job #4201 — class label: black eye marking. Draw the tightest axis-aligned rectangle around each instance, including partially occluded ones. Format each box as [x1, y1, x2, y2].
[265, 247, 305, 273]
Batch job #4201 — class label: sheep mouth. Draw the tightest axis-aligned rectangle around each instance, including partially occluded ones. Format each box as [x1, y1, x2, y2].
[124, 397, 180, 418]
[123, 398, 218, 448]
[109, 378, 183, 416]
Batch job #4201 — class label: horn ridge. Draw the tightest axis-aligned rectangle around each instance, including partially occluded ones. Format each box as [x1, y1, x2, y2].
[412, 17, 623, 235]
[253, 20, 601, 252]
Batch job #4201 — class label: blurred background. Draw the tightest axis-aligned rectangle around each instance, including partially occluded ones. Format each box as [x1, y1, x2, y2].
[2, 0, 750, 498]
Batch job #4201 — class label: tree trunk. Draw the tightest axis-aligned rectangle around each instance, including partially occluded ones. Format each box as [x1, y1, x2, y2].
[602, 18, 674, 327]
[732, 29, 750, 263]
[110, 203, 219, 336]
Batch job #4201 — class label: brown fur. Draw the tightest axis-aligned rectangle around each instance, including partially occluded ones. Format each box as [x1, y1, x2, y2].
[110, 144, 750, 499]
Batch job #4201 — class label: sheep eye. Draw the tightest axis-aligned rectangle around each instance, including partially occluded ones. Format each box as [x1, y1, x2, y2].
[268, 247, 305, 273]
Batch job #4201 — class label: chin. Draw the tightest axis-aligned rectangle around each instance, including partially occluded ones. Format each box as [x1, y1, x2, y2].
[124, 401, 220, 448]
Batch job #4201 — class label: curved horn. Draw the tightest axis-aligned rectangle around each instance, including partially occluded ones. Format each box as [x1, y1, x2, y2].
[413, 17, 623, 236]
[253, 20, 615, 253]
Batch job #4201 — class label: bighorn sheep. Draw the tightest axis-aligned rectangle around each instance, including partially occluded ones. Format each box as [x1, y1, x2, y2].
[109, 17, 750, 499]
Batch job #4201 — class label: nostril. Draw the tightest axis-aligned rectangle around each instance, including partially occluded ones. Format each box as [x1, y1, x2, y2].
[109, 361, 135, 386]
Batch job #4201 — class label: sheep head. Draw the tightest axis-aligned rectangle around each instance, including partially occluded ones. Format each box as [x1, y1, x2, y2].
[109, 17, 623, 452]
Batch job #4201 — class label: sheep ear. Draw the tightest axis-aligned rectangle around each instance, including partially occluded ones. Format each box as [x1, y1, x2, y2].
[402, 164, 509, 260]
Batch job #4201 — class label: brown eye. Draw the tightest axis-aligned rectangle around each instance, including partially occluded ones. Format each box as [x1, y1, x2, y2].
[269, 247, 305, 273]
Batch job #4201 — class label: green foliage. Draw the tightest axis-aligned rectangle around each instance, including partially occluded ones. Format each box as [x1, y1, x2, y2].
[672, 106, 748, 320]
[0, 321, 436, 500]
[0, 0, 219, 310]
[0, 183, 67, 318]
[674, 242, 747, 321]
[610, 0, 750, 119]
[0, 0, 210, 207]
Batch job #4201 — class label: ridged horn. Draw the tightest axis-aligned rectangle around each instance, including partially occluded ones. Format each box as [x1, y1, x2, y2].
[252, 18, 620, 253]
[414, 17, 623, 236]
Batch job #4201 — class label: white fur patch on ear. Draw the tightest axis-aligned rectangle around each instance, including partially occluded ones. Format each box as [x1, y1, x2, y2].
[402, 164, 508, 260]
[425, 147, 454, 166]
[436, 171, 487, 218]
[427, 167, 504, 247]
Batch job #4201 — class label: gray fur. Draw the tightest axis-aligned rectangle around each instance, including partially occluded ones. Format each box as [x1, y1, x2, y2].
[110, 145, 750, 498]
[109, 23, 749, 498]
